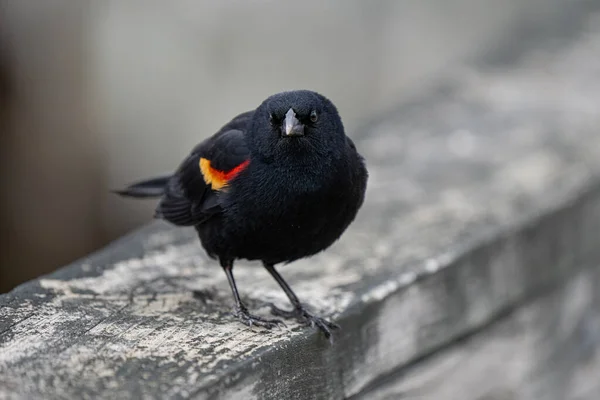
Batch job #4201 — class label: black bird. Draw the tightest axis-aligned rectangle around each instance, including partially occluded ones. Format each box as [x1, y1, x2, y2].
[115, 90, 368, 339]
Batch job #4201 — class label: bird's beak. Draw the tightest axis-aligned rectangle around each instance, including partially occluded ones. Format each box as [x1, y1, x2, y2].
[283, 108, 305, 137]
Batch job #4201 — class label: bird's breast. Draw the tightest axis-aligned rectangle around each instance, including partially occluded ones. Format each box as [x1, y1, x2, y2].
[222, 164, 357, 262]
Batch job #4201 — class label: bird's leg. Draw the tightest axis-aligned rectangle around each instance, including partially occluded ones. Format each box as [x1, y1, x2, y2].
[220, 259, 283, 329]
[264, 263, 340, 340]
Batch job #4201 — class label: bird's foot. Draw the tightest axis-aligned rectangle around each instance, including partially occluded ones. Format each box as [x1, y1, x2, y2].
[270, 304, 340, 340]
[234, 305, 285, 330]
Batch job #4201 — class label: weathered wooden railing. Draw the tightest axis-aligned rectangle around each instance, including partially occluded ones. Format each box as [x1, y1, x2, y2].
[2, 8, 600, 400]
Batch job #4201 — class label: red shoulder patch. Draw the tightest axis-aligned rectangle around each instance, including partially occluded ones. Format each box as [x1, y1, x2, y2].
[199, 158, 250, 190]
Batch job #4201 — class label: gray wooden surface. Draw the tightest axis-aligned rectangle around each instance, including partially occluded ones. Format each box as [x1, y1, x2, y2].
[355, 265, 600, 400]
[2, 8, 600, 400]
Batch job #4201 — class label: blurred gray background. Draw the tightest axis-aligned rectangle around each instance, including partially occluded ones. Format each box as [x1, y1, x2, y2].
[0, 0, 576, 291]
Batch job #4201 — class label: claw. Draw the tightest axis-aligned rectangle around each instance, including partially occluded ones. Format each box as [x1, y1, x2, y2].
[270, 303, 340, 341]
[234, 306, 286, 330]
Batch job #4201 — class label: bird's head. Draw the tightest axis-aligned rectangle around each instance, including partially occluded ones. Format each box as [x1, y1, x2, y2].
[248, 90, 346, 164]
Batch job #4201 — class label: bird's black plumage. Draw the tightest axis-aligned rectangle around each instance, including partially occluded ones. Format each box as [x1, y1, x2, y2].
[117, 90, 368, 340]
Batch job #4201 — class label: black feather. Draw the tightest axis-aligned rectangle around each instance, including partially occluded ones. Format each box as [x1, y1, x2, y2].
[114, 90, 368, 340]
[113, 176, 170, 198]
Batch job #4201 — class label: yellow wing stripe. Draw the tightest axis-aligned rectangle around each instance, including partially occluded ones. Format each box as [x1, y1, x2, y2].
[199, 157, 249, 190]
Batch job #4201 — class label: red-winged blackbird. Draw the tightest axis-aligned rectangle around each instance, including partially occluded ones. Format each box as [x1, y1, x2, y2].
[116, 90, 368, 339]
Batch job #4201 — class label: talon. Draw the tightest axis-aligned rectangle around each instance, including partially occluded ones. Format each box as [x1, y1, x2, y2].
[269, 303, 298, 319]
[234, 306, 283, 330]
[269, 303, 340, 339]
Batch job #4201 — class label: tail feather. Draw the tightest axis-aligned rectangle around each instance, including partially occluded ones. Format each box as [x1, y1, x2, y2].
[113, 175, 171, 198]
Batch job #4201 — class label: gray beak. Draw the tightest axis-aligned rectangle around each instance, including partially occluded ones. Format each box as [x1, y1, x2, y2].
[283, 108, 305, 137]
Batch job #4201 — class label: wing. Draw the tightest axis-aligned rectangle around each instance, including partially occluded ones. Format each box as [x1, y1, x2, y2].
[156, 111, 253, 226]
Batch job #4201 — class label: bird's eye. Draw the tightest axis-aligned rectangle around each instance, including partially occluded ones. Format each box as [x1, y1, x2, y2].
[310, 110, 318, 123]
[270, 113, 282, 126]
